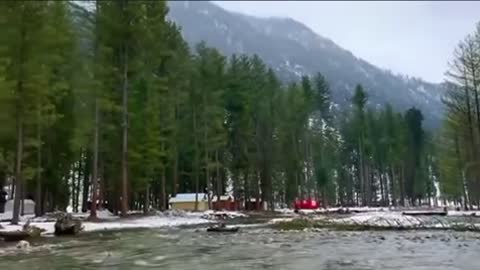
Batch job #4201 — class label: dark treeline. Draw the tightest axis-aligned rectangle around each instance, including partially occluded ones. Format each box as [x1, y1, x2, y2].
[1, 1, 475, 222]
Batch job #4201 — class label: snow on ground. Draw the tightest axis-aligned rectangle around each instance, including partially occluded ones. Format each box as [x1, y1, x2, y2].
[446, 210, 480, 217]
[332, 211, 423, 227]
[270, 208, 480, 228]
[274, 208, 295, 215]
[71, 209, 120, 221]
[0, 209, 250, 235]
[81, 215, 212, 232]
[0, 210, 215, 235]
[268, 217, 295, 224]
[201, 210, 247, 219]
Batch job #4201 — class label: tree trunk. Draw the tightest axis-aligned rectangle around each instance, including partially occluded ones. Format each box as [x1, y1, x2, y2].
[90, 96, 100, 219]
[379, 169, 385, 206]
[255, 171, 260, 211]
[390, 167, 397, 206]
[469, 62, 480, 202]
[244, 169, 250, 210]
[20, 187, 25, 216]
[120, 42, 129, 217]
[193, 106, 199, 211]
[294, 172, 299, 200]
[98, 158, 104, 209]
[462, 69, 478, 205]
[400, 163, 405, 207]
[11, 18, 26, 225]
[71, 165, 77, 212]
[172, 143, 178, 197]
[215, 150, 221, 210]
[305, 133, 310, 198]
[358, 140, 365, 206]
[35, 113, 42, 217]
[204, 129, 210, 210]
[143, 184, 150, 215]
[161, 167, 166, 211]
[322, 186, 327, 208]
[454, 133, 469, 210]
[12, 109, 24, 225]
[232, 170, 239, 210]
[81, 152, 90, 213]
[75, 154, 83, 213]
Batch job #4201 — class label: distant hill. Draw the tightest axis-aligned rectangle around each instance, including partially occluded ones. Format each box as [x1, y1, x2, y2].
[168, 1, 445, 128]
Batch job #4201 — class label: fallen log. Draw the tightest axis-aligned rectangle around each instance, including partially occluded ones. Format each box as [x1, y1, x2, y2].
[206, 226, 239, 233]
[0, 222, 44, 242]
[401, 211, 447, 216]
[0, 231, 31, 242]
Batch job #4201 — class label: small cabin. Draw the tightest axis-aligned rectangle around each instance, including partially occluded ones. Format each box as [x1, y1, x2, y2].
[169, 193, 209, 211]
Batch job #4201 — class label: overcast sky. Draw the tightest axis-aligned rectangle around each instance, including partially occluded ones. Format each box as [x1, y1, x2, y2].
[212, 1, 479, 83]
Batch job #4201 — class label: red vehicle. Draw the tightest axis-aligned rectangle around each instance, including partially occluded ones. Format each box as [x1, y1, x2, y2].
[294, 198, 319, 210]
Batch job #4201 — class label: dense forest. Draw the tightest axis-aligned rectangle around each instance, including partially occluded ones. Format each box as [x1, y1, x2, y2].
[0, 1, 478, 224]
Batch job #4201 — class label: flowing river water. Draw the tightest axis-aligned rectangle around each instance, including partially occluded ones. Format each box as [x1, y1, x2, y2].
[1, 223, 480, 270]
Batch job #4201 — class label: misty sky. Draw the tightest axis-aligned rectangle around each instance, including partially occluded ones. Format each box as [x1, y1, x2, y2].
[212, 1, 479, 83]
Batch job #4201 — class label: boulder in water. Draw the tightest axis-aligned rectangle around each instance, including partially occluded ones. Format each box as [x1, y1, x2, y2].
[16, 240, 30, 250]
[54, 213, 83, 236]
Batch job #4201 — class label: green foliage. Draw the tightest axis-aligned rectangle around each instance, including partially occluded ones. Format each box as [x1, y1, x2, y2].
[0, 0, 451, 216]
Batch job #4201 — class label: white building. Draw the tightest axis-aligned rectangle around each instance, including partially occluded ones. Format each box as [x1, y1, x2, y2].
[4, 199, 35, 215]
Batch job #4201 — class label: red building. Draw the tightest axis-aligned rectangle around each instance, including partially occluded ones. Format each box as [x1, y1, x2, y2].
[294, 198, 319, 210]
[212, 195, 238, 211]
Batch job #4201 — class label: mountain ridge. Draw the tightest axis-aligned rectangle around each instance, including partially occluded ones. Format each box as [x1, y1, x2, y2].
[167, 1, 445, 128]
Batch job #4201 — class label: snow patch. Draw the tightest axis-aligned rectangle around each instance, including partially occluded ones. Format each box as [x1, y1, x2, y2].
[268, 217, 295, 224]
[447, 210, 480, 217]
[201, 210, 248, 220]
[333, 211, 423, 227]
[0, 210, 213, 235]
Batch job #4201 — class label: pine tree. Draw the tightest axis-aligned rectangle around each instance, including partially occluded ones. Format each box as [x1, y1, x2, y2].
[0, 2, 71, 224]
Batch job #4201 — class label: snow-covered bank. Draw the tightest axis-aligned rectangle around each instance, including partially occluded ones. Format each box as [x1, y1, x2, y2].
[332, 211, 423, 227]
[446, 210, 480, 217]
[1, 215, 212, 235]
[271, 208, 480, 230]
[0, 210, 217, 236]
[0, 209, 252, 236]
[275, 207, 480, 217]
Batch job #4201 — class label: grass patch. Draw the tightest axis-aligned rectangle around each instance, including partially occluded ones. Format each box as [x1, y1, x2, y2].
[273, 217, 480, 232]
[274, 218, 316, 230]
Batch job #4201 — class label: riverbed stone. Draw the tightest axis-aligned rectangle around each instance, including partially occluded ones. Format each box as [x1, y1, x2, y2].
[54, 213, 83, 236]
[16, 240, 30, 250]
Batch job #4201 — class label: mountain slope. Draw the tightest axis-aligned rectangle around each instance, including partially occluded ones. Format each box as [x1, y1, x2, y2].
[167, 1, 445, 128]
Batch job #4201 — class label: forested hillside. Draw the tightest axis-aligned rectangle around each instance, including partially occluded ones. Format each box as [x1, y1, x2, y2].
[167, 1, 446, 129]
[0, 1, 478, 224]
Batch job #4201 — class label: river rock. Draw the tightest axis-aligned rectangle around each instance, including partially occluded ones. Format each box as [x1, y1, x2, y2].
[54, 213, 83, 236]
[16, 240, 30, 250]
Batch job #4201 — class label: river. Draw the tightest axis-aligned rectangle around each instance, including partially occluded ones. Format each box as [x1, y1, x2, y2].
[1, 224, 479, 269]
